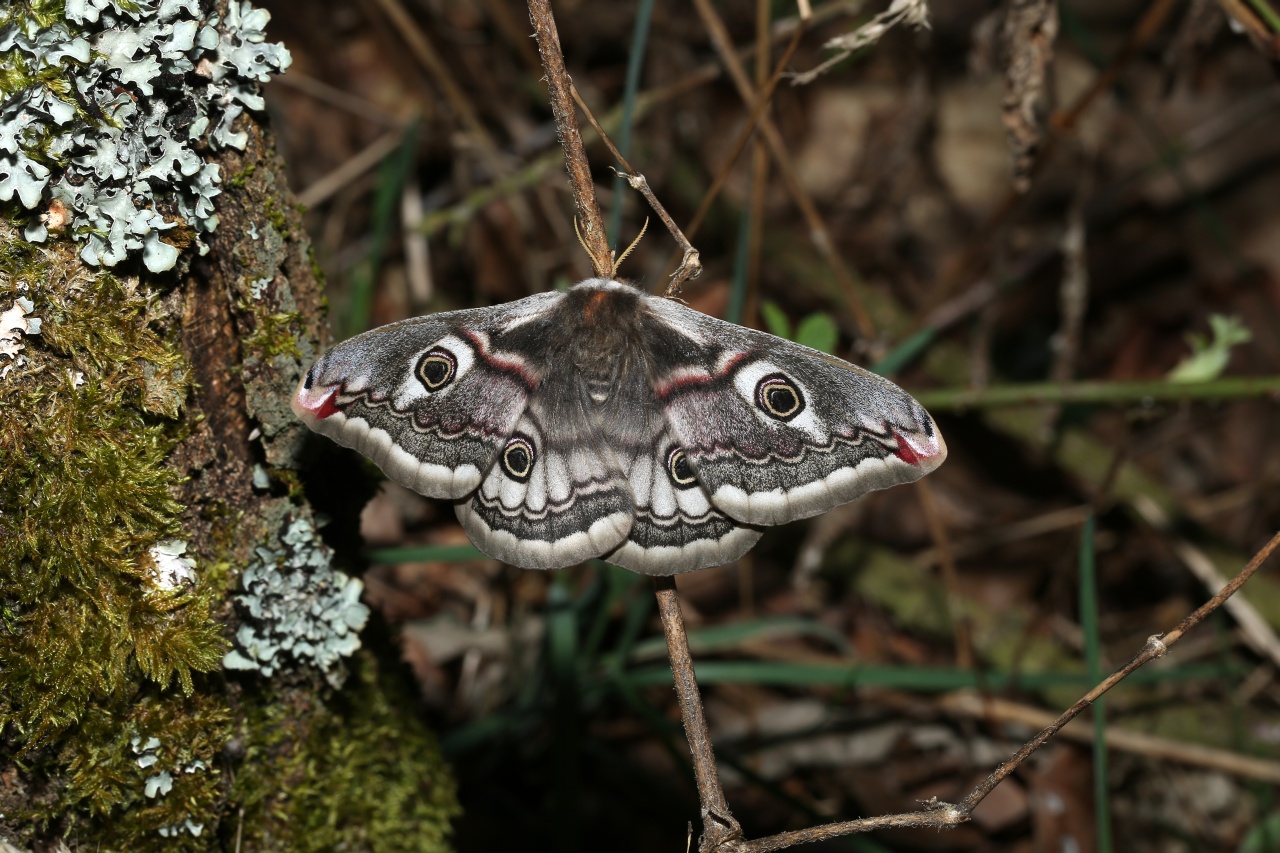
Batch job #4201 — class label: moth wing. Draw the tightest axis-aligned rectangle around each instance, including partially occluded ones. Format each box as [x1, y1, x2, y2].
[456, 410, 635, 570]
[292, 293, 558, 499]
[605, 421, 762, 575]
[644, 299, 946, 527]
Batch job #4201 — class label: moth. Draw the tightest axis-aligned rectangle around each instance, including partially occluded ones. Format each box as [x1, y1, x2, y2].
[293, 278, 946, 575]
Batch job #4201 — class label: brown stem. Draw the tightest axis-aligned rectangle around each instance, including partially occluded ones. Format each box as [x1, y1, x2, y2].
[932, 0, 1180, 307]
[737, 529, 1280, 851]
[527, 0, 612, 277]
[653, 577, 743, 852]
[691, 0, 876, 344]
[569, 86, 703, 292]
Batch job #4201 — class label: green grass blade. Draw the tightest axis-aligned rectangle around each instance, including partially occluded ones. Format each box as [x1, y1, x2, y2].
[345, 118, 420, 338]
[612, 661, 1246, 690]
[625, 616, 851, 662]
[914, 376, 1280, 411]
[367, 543, 487, 564]
[1078, 514, 1112, 852]
[607, 0, 655, 251]
[871, 327, 936, 377]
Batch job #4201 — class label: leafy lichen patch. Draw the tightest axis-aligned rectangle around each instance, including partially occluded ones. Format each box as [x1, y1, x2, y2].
[223, 514, 370, 684]
[0, 0, 291, 271]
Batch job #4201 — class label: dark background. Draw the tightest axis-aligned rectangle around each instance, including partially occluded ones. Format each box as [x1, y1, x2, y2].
[261, 1, 1280, 850]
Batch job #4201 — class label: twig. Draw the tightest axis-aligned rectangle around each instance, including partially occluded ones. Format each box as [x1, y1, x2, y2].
[524, 3, 733, 848]
[297, 129, 406, 208]
[419, 1, 863, 240]
[271, 71, 402, 127]
[690, 0, 877, 343]
[369, 0, 507, 169]
[678, 13, 808, 250]
[528, 0, 612, 277]
[932, 0, 1181, 307]
[957, 530, 1280, 811]
[400, 174, 433, 307]
[939, 691, 1280, 785]
[1041, 165, 1092, 438]
[736, 530, 1280, 850]
[913, 504, 1093, 567]
[653, 577, 743, 853]
[908, 84, 1280, 347]
[915, 480, 974, 670]
[1130, 495, 1280, 668]
[568, 86, 702, 291]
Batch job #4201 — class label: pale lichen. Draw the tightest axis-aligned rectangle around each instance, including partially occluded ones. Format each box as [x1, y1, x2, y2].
[145, 540, 197, 592]
[0, 294, 40, 378]
[0, 0, 292, 271]
[223, 516, 370, 684]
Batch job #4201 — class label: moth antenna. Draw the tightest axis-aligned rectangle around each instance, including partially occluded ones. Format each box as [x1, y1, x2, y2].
[613, 217, 649, 276]
[573, 216, 591, 263]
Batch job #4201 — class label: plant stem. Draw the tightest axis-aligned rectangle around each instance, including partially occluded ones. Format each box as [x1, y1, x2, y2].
[527, 0, 611, 277]
[653, 577, 742, 852]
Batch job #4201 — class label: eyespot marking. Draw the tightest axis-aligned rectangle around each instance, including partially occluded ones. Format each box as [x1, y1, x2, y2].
[755, 373, 805, 422]
[500, 434, 535, 482]
[416, 347, 457, 391]
[666, 447, 698, 490]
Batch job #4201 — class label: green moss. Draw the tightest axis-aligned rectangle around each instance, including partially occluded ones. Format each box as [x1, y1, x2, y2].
[0, 231, 227, 843]
[243, 309, 304, 359]
[58, 691, 232, 848]
[232, 651, 461, 852]
[1, 177, 458, 847]
[229, 162, 258, 188]
[263, 198, 291, 237]
[306, 244, 327, 290]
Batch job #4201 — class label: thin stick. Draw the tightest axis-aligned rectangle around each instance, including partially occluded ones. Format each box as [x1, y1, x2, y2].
[528, 0, 612, 277]
[738, 530, 1280, 851]
[691, 0, 877, 343]
[915, 481, 973, 670]
[569, 86, 703, 292]
[680, 15, 808, 248]
[653, 577, 743, 852]
[957, 529, 1280, 813]
[932, 0, 1181, 307]
[939, 691, 1280, 785]
[297, 129, 406, 208]
[420, 1, 863, 240]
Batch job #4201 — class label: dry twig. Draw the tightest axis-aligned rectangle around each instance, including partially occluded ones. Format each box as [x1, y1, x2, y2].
[568, 86, 702, 292]
[527, 0, 612, 278]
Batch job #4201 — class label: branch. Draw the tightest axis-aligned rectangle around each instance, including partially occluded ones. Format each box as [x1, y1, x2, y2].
[568, 85, 702, 294]
[527, 0, 612, 278]
[737, 529, 1280, 851]
[653, 577, 743, 852]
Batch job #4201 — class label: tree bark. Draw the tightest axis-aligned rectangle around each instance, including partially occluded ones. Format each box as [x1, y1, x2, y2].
[0, 4, 457, 850]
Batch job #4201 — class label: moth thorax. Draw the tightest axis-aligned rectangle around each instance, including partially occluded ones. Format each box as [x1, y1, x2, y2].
[574, 347, 631, 405]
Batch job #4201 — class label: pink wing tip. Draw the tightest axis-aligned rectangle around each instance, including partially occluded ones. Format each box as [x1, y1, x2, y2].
[892, 426, 948, 472]
[292, 375, 340, 423]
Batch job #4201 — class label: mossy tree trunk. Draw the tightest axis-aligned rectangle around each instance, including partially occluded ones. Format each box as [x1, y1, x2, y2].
[0, 4, 457, 851]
